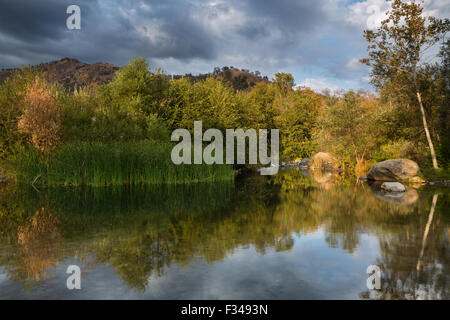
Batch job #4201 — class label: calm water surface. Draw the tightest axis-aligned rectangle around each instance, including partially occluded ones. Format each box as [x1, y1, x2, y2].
[0, 169, 448, 299]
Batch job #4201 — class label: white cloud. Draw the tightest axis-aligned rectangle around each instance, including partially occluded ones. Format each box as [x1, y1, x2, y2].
[295, 78, 340, 92]
[345, 57, 365, 71]
[345, 0, 389, 30]
[345, 0, 450, 30]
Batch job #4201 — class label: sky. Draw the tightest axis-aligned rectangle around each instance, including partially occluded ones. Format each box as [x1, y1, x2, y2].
[0, 0, 448, 91]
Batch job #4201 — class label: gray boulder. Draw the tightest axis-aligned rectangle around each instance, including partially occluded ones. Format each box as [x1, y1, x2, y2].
[367, 159, 419, 181]
[381, 182, 406, 192]
[299, 158, 309, 169]
[300, 158, 309, 166]
[368, 182, 418, 205]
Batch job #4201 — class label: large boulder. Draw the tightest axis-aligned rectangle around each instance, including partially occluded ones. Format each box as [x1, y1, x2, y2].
[309, 152, 339, 170]
[367, 159, 419, 181]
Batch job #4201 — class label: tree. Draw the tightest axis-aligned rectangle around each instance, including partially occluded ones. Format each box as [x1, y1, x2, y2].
[274, 72, 295, 95]
[361, 0, 449, 169]
[317, 91, 381, 173]
[18, 77, 61, 152]
[275, 88, 321, 160]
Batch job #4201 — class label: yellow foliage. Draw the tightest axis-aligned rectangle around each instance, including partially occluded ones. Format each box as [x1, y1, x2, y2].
[18, 77, 61, 152]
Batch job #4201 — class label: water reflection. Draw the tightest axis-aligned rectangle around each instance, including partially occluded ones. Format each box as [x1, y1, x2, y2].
[0, 169, 448, 299]
[368, 181, 419, 205]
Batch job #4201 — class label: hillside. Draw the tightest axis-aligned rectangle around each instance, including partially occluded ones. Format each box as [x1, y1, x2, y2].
[175, 66, 269, 90]
[0, 59, 269, 91]
[0, 58, 119, 90]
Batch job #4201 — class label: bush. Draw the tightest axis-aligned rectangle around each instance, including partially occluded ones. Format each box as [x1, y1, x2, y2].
[18, 78, 61, 152]
[0, 68, 40, 159]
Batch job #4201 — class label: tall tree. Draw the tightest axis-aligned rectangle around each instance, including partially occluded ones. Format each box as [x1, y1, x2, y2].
[361, 0, 449, 168]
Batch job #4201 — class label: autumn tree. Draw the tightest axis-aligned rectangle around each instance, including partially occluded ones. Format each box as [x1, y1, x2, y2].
[361, 0, 449, 169]
[18, 77, 61, 152]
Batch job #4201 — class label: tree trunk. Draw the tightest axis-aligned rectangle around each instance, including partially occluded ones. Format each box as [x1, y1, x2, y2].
[417, 193, 438, 272]
[416, 91, 439, 169]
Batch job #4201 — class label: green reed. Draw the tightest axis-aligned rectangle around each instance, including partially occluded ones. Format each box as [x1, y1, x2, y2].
[10, 141, 235, 186]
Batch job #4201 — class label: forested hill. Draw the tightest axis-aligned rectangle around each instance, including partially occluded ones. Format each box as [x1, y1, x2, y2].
[173, 66, 270, 91]
[0, 58, 269, 91]
[0, 58, 119, 90]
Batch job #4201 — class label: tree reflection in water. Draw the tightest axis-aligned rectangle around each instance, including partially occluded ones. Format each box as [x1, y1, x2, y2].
[0, 169, 448, 298]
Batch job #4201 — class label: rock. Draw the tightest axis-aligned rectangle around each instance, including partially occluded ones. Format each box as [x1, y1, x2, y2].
[280, 159, 302, 167]
[381, 182, 406, 192]
[427, 180, 450, 186]
[368, 182, 419, 205]
[377, 188, 418, 205]
[299, 158, 309, 168]
[309, 152, 339, 170]
[367, 159, 419, 181]
[309, 170, 337, 190]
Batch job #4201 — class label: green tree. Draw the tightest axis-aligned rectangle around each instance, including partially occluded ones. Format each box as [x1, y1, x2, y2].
[276, 88, 321, 160]
[95, 58, 169, 141]
[361, 0, 450, 169]
[274, 72, 295, 96]
[317, 91, 379, 172]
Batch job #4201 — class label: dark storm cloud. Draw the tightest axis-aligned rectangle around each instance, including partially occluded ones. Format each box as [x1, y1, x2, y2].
[0, 0, 73, 42]
[0, 0, 329, 68]
[0, 0, 385, 90]
[0, 0, 218, 68]
[237, 0, 325, 35]
[221, 0, 328, 49]
[236, 23, 269, 40]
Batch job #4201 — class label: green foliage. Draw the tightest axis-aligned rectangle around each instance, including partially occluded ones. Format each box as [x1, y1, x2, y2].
[421, 168, 450, 181]
[361, 0, 450, 169]
[274, 72, 295, 95]
[169, 77, 242, 131]
[8, 141, 234, 186]
[361, 0, 449, 90]
[1, 52, 448, 183]
[275, 88, 321, 160]
[0, 68, 43, 159]
[317, 91, 380, 171]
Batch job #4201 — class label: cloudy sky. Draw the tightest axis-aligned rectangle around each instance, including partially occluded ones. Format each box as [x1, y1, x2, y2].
[0, 0, 448, 91]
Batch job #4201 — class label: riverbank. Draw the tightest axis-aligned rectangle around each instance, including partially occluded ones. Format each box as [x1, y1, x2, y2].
[279, 156, 450, 187]
[5, 141, 235, 187]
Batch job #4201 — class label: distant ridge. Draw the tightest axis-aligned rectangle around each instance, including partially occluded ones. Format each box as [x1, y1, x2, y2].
[0, 58, 120, 90]
[0, 58, 269, 91]
[176, 66, 269, 91]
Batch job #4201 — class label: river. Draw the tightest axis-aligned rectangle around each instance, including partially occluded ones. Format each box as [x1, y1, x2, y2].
[0, 168, 448, 299]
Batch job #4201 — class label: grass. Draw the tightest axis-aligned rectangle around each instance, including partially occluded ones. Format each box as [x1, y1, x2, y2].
[9, 141, 235, 186]
[421, 167, 450, 181]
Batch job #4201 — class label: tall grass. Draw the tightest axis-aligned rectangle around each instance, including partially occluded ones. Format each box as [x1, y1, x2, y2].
[10, 141, 234, 186]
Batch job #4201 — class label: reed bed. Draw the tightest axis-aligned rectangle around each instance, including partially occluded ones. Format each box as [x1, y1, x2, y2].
[11, 141, 234, 186]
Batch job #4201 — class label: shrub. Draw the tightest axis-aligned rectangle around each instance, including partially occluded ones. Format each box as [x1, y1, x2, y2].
[18, 78, 61, 152]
